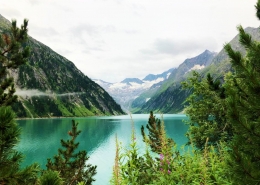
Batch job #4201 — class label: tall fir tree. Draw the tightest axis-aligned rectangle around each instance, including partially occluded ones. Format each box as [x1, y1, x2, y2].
[0, 19, 39, 184]
[218, 1, 260, 183]
[224, 24, 260, 184]
[46, 120, 97, 185]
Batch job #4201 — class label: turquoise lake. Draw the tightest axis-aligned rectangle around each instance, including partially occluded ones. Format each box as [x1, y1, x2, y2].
[16, 114, 189, 185]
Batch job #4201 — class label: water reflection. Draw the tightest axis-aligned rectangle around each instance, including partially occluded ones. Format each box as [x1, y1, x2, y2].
[16, 117, 119, 169]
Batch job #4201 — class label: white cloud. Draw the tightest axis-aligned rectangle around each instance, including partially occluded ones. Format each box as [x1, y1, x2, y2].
[140, 37, 218, 57]
[1, 0, 259, 83]
[27, 0, 41, 6]
[0, 4, 21, 18]
[15, 89, 85, 97]
[30, 24, 59, 37]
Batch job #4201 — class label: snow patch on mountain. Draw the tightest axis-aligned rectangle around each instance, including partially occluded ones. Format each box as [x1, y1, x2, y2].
[185, 64, 205, 74]
[166, 72, 171, 79]
[189, 64, 205, 71]
[93, 71, 171, 111]
[110, 82, 127, 89]
[108, 77, 165, 91]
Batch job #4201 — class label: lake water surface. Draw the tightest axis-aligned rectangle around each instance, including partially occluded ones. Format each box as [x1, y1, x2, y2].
[16, 114, 188, 185]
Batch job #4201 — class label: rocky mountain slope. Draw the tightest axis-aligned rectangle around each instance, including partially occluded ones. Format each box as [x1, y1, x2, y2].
[134, 27, 260, 114]
[132, 50, 217, 113]
[202, 27, 260, 78]
[94, 68, 174, 111]
[0, 14, 124, 118]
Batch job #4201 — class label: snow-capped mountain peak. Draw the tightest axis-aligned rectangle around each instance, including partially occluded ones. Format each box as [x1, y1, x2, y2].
[93, 68, 174, 111]
[121, 78, 143, 85]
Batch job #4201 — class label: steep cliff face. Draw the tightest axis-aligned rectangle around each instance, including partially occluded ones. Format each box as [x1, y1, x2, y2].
[0, 14, 124, 118]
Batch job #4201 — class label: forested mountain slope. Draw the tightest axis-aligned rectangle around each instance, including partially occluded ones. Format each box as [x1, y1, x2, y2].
[0, 14, 124, 118]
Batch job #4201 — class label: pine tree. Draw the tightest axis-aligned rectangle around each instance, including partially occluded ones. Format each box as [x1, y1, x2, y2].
[46, 120, 97, 185]
[0, 19, 29, 106]
[0, 19, 39, 184]
[39, 170, 63, 185]
[182, 71, 231, 149]
[224, 23, 260, 183]
[0, 106, 39, 184]
[141, 111, 174, 154]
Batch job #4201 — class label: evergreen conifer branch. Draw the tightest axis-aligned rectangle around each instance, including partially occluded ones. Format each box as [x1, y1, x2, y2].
[0, 19, 40, 185]
[46, 120, 97, 185]
[255, 0, 260, 20]
[223, 10, 260, 182]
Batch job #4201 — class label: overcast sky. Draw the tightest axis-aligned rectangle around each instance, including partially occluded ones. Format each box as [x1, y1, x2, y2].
[1, 0, 259, 82]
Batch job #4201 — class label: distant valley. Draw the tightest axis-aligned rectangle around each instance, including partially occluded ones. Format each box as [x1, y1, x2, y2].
[94, 68, 174, 111]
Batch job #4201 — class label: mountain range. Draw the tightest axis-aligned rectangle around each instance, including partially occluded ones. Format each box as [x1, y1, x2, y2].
[95, 27, 260, 114]
[133, 27, 260, 114]
[1, 13, 259, 117]
[0, 14, 124, 118]
[95, 50, 217, 112]
[93, 68, 174, 111]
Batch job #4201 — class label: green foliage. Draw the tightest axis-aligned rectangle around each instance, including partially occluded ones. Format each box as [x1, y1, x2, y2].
[134, 85, 189, 114]
[141, 111, 174, 154]
[111, 117, 157, 185]
[46, 120, 97, 185]
[223, 24, 260, 184]
[110, 135, 121, 185]
[150, 144, 232, 185]
[0, 19, 29, 106]
[255, 0, 260, 20]
[0, 19, 40, 185]
[179, 2, 260, 183]
[111, 114, 232, 185]
[12, 95, 106, 118]
[0, 106, 40, 184]
[39, 170, 63, 185]
[77, 182, 86, 185]
[182, 71, 232, 150]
